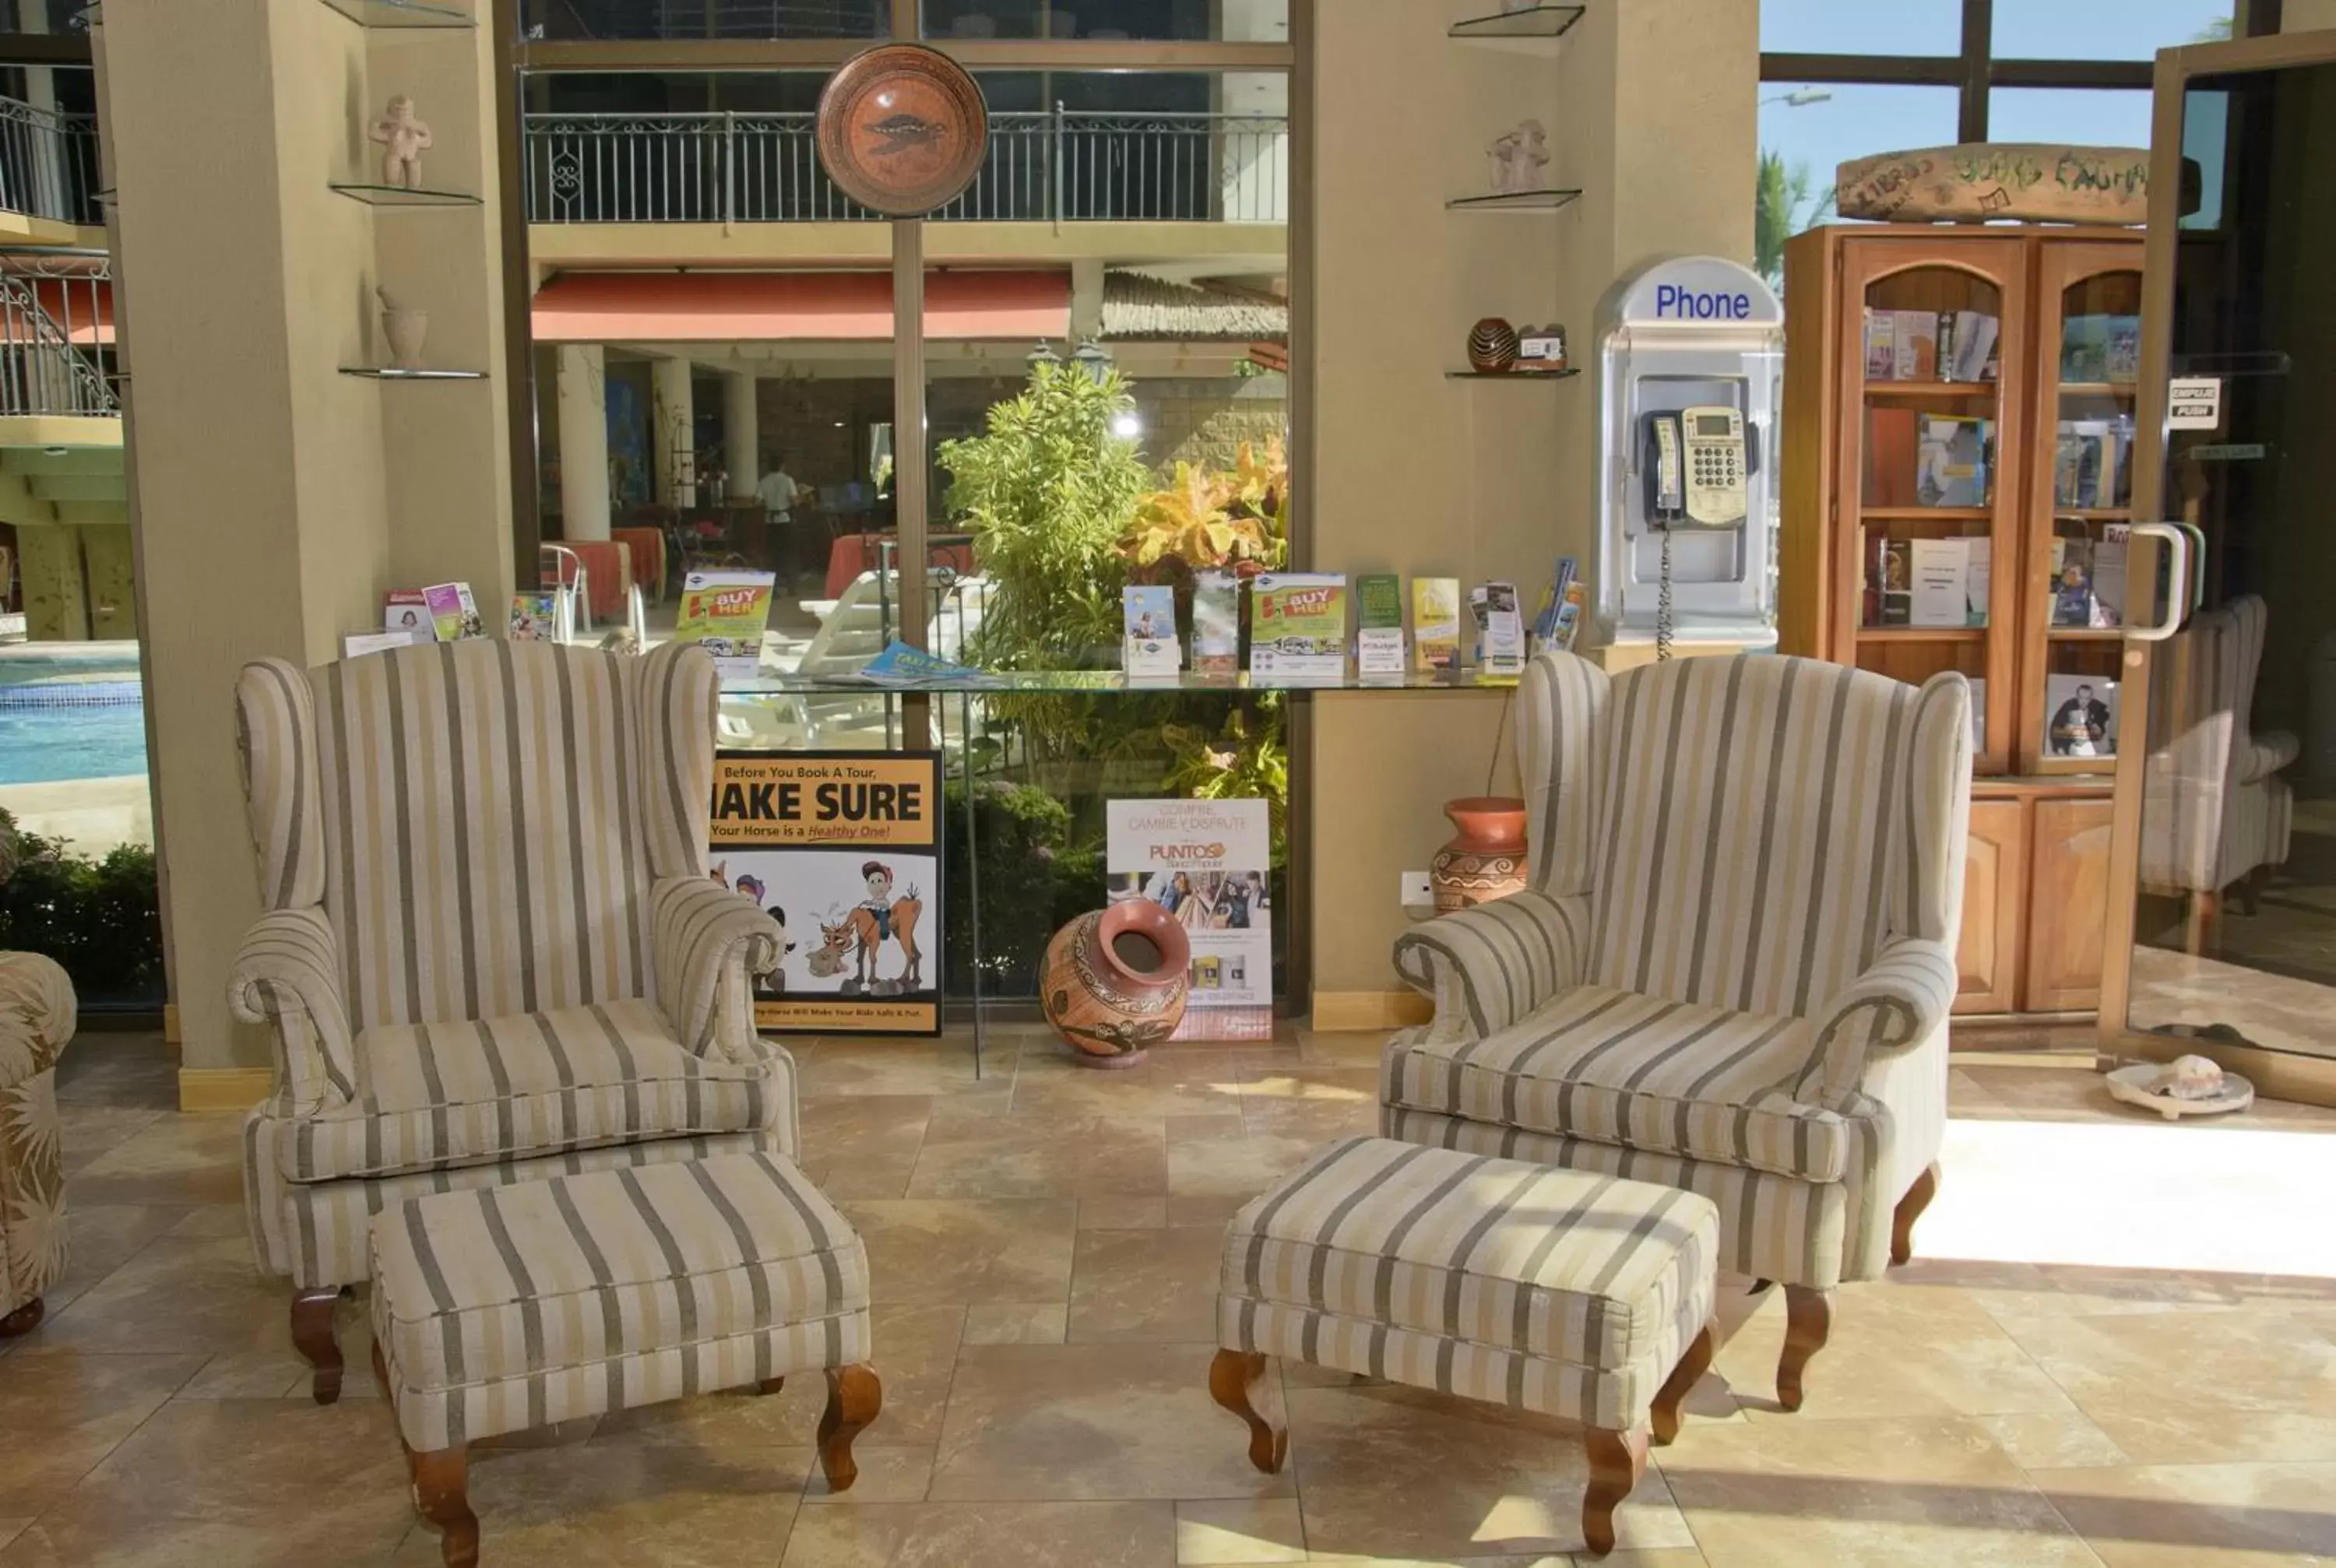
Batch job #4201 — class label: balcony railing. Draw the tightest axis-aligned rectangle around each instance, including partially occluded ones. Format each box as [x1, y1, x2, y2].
[0, 248, 118, 418]
[0, 97, 102, 228]
[523, 107, 1290, 225]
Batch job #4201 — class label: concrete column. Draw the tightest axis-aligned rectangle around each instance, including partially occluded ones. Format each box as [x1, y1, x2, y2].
[723, 371, 758, 502]
[1068, 258, 1106, 343]
[17, 526, 86, 641]
[652, 355, 696, 509]
[557, 344, 610, 542]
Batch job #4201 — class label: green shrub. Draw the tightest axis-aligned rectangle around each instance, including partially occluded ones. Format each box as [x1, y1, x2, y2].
[0, 807, 166, 1004]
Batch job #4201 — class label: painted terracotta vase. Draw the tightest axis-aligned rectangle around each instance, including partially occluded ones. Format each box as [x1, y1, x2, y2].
[1040, 901, 1191, 1069]
[1430, 796, 1529, 913]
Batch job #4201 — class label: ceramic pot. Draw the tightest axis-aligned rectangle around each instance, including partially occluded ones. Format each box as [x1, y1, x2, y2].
[1467, 318, 1519, 374]
[1430, 795, 1528, 912]
[382, 308, 430, 371]
[1041, 900, 1191, 1069]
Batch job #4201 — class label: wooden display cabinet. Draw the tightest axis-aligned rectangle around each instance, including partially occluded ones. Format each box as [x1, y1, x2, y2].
[1781, 224, 2140, 1021]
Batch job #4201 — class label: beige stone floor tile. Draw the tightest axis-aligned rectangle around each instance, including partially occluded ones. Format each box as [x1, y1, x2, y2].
[1164, 1120, 1324, 1204]
[1012, 1048, 1253, 1120]
[843, 1197, 1076, 1306]
[602, 1303, 966, 1449]
[1659, 1412, 2106, 1567]
[2062, 1389, 2336, 1467]
[21, 1201, 188, 1317]
[906, 1113, 1168, 1200]
[21, 1234, 300, 1359]
[1972, 1409, 2133, 1469]
[1994, 1306, 2336, 1408]
[0, 1351, 203, 1515]
[804, 1445, 936, 1503]
[382, 1435, 815, 1566]
[1293, 1028, 1387, 1067]
[963, 1303, 1068, 1345]
[64, 1113, 247, 1208]
[1174, 1496, 1306, 1563]
[159, 1203, 249, 1239]
[927, 1342, 1296, 1502]
[798, 1093, 935, 1168]
[1167, 1194, 1251, 1229]
[795, 1039, 1000, 1099]
[1235, 1063, 1381, 1140]
[2032, 1460, 2336, 1566]
[55, 1102, 167, 1173]
[0, 1500, 410, 1568]
[0, 1526, 21, 1555]
[1082, 1193, 1170, 1229]
[51, 1039, 178, 1106]
[1069, 1226, 1226, 1344]
[813, 1155, 923, 1200]
[1286, 1381, 1694, 1559]
[779, 1499, 1177, 1567]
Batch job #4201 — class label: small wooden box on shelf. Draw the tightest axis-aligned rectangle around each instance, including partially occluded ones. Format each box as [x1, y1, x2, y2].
[1780, 223, 2142, 1022]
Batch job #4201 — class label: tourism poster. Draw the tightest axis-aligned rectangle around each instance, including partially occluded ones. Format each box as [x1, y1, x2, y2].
[708, 751, 945, 1035]
[675, 570, 776, 685]
[1106, 798, 1273, 1042]
[1122, 584, 1178, 677]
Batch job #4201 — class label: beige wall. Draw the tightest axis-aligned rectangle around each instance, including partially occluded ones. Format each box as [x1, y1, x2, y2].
[2286, 0, 2336, 30]
[1307, 0, 1756, 1000]
[102, 0, 512, 1076]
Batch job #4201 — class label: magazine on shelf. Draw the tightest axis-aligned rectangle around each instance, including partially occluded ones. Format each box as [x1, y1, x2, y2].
[1945, 311, 2000, 383]
[2044, 673, 2120, 759]
[1356, 572, 1406, 677]
[2061, 315, 2143, 384]
[508, 591, 560, 642]
[1122, 585, 1179, 677]
[1909, 539, 1968, 628]
[1863, 309, 1898, 380]
[383, 589, 432, 639]
[1964, 536, 1991, 626]
[2050, 539, 2095, 628]
[1473, 581, 1525, 675]
[422, 582, 484, 642]
[1866, 534, 1913, 626]
[844, 640, 1004, 687]
[1250, 572, 1348, 680]
[1412, 577, 1461, 671]
[1916, 417, 1990, 508]
[2053, 420, 2128, 508]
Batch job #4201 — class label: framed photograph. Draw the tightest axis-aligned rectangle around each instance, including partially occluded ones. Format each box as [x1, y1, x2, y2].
[2043, 673, 2119, 760]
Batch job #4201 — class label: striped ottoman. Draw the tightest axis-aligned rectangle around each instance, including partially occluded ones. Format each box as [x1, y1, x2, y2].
[1209, 1136, 1718, 1558]
[368, 1152, 879, 1568]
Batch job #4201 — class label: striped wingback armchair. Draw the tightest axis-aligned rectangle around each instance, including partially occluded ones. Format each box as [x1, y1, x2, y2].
[1383, 651, 1971, 1411]
[1, 947, 76, 1338]
[231, 640, 794, 1401]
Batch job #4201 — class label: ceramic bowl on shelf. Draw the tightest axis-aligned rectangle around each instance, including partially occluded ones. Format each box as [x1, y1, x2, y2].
[2104, 1061, 2254, 1121]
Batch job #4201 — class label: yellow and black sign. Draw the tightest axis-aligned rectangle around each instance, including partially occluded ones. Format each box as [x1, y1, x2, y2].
[707, 751, 945, 1036]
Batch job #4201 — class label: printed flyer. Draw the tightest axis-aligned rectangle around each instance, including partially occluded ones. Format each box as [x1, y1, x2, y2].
[1106, 798, 1273, 1041]
[675, 570, 776, 685]
[422, 582, 483, 642]
[1248, 572, 1347, 681]
[708, 751, 945, 1035]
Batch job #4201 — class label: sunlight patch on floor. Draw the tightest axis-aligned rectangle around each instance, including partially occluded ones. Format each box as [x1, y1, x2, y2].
[1925, 1115, 2336, 1276]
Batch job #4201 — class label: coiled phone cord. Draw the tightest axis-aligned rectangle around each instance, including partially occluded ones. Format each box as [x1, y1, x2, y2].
[1655, 526, 1675, 663]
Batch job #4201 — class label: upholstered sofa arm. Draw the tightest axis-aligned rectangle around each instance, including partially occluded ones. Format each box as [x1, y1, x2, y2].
[1806, 937, 1958, 1097]
[0, 951, 76, 1086]
[227, 907, 358, 1112]
[652, 877, 781, 1062]
[1392, 889, 1588, 1041]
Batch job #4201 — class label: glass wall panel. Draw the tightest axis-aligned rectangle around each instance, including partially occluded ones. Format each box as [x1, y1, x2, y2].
[922, 0, 1286, 44]
[1756, 83, 1958, 287]
[1986, 86, 2153, 149]
[1991, 2, 2230, 60]
[1759, 0, 1961, 57]
[524, 0, 885, 43]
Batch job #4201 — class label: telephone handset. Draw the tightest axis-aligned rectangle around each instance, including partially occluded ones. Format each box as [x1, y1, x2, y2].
[1641, 406, 1756, 529]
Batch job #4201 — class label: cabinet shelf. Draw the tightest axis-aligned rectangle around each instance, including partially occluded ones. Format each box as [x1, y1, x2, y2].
[2053, 508, 2132, 522]
[2059, 381, 2137, 396]
[2047, 627, 2124, 642]
[1861, 505, 1993, 521]
[1449, 4, 1585, 39]
[1858, 626, 1986, 642]
[1447, 188, 1582, 212]
[1865, 381, 1997, 399]
[330, 182, 481, 207]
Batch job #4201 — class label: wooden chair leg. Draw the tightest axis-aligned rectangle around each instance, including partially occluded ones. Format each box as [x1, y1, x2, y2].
[1777, 1285, 1833, 1413]
[1208, 1348, 1288, 1475]
[817, 1363, 882, 1492]
[290, 1286, 346, 1405]
[757, 1376, 786, 1396]
[1581, 1425, 1648, 1557]
[1891, 1165, 1940, 1267]
[411, 1447, 477, 1568]
[1649, 1323, 1714, 1447]
[0, 1296, 43, 1338]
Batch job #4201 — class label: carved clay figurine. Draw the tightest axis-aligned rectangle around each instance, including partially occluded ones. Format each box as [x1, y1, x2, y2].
[369, 96, 434, 191]
[378, 285, 428, 371]
[1488, 118, 1551, 195]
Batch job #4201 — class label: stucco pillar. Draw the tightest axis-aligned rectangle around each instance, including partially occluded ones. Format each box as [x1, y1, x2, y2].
[17, 526, 86, 641]
[557, 344, 610, 542]
[652, 355, 696, 509]
[723, 371, 758, 502]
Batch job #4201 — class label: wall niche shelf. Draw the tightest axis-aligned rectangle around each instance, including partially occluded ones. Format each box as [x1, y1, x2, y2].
[1450, 5, 1585, 40]
[1447, 367, 1580, 381]
[341, 367, 487, 381]
[1448, 188, 1581, 212]
[315, 0, 475, 27]
[330, 183, 482, 208]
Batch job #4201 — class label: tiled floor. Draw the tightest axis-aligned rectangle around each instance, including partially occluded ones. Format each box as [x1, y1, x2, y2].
[6, 1028, 2336, 1566]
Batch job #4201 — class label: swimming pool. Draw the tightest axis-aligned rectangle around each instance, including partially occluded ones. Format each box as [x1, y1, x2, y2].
[0, 655, 150, 786]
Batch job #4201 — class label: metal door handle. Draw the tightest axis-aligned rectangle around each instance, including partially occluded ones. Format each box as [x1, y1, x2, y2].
[2125, 522, 2192, 643]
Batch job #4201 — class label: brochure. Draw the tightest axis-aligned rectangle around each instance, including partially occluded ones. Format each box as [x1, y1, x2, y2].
[847, 640, 1002, 687]
[1552, 576, 1588, 652]
[508, 591, 559, 642]
[1412, 578, 1461, 672]
[343, 630, 424, 660]
[1909, 539, 1968, 628]
[2091, 525, 2129, 628]
[1476, 580, 1525, 676]
[383, 589, 433, 639]
[1916, 417, 1990, 508]
[2050, 539, 2095, 628]
[1355, 572, 1406, 677]
[1875, 538, 1912, 626]
[1964, 536, 1991, 627]
[674, 570, 776, 684]
[1249, 572, 1348, 681]
[1122, 585, 1179, 677]
[422, 582, 484, 642]
[1191, 571, 1240, 678]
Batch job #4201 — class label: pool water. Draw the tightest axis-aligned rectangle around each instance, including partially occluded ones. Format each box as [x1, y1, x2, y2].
[0, 656, 150, 786]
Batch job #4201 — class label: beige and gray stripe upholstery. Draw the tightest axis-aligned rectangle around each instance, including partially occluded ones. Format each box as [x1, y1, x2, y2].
[232, 640, 793, 1291]
[370, 1151, 868, 1452]
[2, 951, 76, 1319]
[2141, 594, 2296, 895]
[1219, 1137, 1717, 1433]
[1386, 652, 1968, 1295]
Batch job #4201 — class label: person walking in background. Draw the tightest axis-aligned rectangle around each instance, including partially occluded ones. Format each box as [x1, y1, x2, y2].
[757, 450, 803, 588]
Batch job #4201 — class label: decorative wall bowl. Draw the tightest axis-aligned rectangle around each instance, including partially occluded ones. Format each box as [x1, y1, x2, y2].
[1041, 901, 1191, 1069]
[817, 44, 990, 216]
[1430, 795, 1528, 912]
[1467, 318, 1520, 374]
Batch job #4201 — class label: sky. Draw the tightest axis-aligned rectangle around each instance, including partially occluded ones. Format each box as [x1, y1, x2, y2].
[1758, 0, 2232, 221]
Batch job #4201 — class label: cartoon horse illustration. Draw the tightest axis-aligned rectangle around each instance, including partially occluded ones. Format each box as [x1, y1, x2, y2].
[808, 891, 924, 995]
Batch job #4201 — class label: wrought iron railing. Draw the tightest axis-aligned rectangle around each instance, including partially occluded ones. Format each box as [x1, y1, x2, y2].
[0, 248, 118, 417]
[0, 96, 102, 228]
[523, 107, 1290, 224]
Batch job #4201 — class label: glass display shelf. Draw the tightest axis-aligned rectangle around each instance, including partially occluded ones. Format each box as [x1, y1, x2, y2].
[315, 0, 474, 26]
[339, 366, 487, 380]
[1450, 5, 1585, 39]
[1447, 188, 1583, 212]
[728, 666, 1522, 697]
[1447, 367, 1581, 381]
[330, 182, 482, 207]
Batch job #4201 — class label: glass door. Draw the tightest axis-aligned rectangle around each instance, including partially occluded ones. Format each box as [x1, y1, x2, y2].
[2116, 47, 2336, 1073]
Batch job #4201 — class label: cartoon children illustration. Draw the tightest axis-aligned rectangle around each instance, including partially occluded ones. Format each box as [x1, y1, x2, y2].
[858, 862, 897, 940]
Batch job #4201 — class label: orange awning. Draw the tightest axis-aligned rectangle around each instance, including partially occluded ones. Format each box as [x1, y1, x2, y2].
[8, 279, 114, 346]
[530, 269, 1068, 343]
